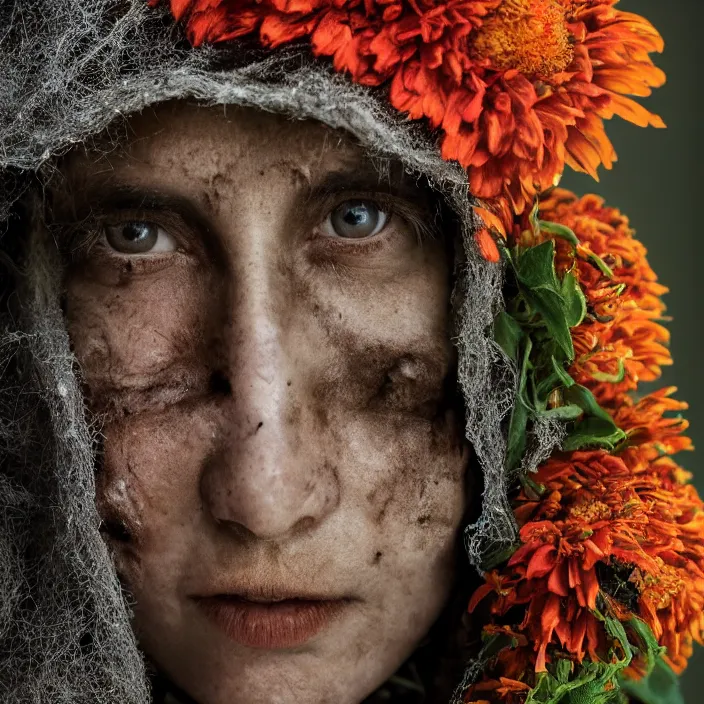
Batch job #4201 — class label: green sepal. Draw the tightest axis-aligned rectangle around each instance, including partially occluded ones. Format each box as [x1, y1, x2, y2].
[588, 359, 626, 384]
[470, 612, 679, 704]
[587, 251, 615, 278]
[480, 629, 521, 654]
[525, 661, 629, 704]
[519, 474, 546, 500]
[480, 542, 523, 571]
[538, 218, 614, 278]
[539, 220, 580, 248]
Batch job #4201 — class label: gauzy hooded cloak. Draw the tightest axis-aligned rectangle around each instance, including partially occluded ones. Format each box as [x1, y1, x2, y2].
[0, 2, 700, 704]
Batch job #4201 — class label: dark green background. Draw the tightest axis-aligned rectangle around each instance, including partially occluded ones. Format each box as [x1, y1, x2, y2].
[560, 1, 703, 699]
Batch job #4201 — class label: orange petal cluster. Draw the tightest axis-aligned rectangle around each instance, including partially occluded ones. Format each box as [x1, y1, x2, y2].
[150, 0, 665, 214]
[464, 192, 704, 702]
[538, 188, 671, 407]
[466, 438, 704, 700]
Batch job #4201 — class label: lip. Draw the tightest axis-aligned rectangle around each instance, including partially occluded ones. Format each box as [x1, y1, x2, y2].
[195, 595, 350, 649]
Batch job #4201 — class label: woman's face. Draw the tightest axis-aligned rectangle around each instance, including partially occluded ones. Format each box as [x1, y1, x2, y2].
[57, 101, 470, 704]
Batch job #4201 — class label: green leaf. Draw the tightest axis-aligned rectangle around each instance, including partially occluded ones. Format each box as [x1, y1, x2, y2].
[526, 661, 626, 704]
[494, 311, 524, 361]
[627, 617, 665, 672]
[562, 419, 625, 452]
[620, 658, 684, 704]
[525, 287, 576, 359]
[551, 356, 576, 388]
[562, 385, 627, 451]
[556, 658, 573, 684]
[505, 337, 533, 471]
[540, 404, 583, 421]
[617, 617, 682, 704]
[515, 241, 560, 289]
[604, 615, 633, 664]
[480, 542, 522, 571]
[539, 220, 580, 247]
[561, 272, 587, 328]
[513, 241, 581, 359]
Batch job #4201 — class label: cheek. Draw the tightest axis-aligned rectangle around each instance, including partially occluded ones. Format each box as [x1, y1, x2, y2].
[341, 413, 468, 582]
[65, 262, 213, 402]
[305, 249, 467, 618]
[96, 404, 219, 589]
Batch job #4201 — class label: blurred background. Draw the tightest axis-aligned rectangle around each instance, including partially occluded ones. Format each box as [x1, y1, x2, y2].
[560, 0, 704, 698]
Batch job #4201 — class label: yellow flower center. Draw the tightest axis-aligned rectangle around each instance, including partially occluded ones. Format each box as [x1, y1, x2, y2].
[632, 564, 685, 610]
[569, 498, 611, 524]
[472, 0, 574, 77]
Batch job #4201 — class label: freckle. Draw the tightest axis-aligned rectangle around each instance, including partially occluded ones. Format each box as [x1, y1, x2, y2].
[417, 514, 431, 526]
[287, 380, 292, 387]
[373, 551, 383, 565]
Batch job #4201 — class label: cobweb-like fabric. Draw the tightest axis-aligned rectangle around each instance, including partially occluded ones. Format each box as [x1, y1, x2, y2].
[0, 1, 564, 700]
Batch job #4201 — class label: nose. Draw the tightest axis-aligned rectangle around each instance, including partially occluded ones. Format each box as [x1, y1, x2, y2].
[199, 238, 339, 541]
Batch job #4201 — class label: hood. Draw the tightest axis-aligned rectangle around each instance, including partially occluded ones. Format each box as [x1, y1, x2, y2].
[0, 2, 699, 704]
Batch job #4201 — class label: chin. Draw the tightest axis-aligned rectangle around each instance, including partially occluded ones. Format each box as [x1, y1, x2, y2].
[138, 596, 428, 704]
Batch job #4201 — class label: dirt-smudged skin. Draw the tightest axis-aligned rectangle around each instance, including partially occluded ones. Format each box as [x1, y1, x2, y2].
[55, 102, 471, 704]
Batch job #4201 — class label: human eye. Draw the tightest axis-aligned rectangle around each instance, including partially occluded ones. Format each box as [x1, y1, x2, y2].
[319, 199, 390, 240]
[103, 220, 178, 255]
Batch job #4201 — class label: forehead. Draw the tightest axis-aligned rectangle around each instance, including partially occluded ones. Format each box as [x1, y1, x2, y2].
[63, 100, 371, 186]
[53, 100, 432, 227]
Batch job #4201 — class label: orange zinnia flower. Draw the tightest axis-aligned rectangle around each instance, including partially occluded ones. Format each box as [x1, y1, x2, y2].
[469, 433, 704, 676]
[150, 0, 665, 213]
[537, 188, 671, 406]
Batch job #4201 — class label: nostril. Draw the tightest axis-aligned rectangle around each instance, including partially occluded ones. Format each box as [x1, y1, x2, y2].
[209, 369, 232, 396]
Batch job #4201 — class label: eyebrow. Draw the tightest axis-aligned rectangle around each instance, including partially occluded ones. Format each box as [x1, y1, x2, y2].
[59, 158, 433, 234]
[306, 163, 429, 202]
[67, 183, 214, 234]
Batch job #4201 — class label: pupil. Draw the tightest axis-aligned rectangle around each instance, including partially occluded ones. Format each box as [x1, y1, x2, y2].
[344, 206, 369, 226]
[124, 223, 151, 242]
[105, 220, 159, 253]
[331, 200, 381, 239]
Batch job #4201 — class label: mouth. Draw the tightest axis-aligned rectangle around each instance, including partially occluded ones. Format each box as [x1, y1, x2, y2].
[194, 593, 352, 649]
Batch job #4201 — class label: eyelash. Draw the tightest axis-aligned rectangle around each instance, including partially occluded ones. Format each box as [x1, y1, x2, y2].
[312, 191, 436, 244]
[66, 191, 435, 264]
